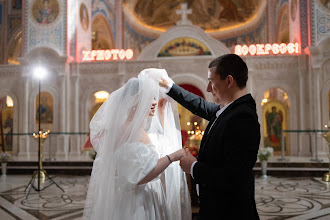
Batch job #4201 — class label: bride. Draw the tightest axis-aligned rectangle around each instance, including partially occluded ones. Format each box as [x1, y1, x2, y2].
[83, 69, 191, 220]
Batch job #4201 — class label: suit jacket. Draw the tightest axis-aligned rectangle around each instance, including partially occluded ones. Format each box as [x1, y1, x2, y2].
[168, 84, 260, 220]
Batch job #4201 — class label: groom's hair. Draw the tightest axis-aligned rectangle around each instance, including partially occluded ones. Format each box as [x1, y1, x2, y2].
[209, 54, 248, 89]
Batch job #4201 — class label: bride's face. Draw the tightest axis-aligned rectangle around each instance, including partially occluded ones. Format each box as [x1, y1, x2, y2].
[149, 98, 157, 116]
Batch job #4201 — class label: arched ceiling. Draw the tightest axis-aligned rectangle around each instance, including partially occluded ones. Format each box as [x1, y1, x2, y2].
[91, 15, 114, 50]
[123, 0, 265, 38]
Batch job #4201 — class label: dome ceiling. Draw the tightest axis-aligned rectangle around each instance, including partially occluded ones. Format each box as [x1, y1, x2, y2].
[123, 0, 264, 37]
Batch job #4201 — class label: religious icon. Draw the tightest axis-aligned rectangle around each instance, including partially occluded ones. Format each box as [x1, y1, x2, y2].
[32, 0, 59, 25]
[3, 113, 13, 151]
[266, 106, 283, 148]
[80, 3, 89, 31]
[36, 93, 53, 124]
[158, 37, 211, 57]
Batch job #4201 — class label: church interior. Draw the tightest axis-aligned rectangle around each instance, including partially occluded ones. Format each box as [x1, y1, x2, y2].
[0, 0, 330, 219]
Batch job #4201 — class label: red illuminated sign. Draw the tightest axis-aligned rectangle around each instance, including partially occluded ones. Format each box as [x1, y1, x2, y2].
[82, 49, 134, 61]
[235, 43, 300, 56]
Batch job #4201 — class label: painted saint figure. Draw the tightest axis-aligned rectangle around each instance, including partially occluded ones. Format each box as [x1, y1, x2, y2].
[4, 113, 13, 151]
[80, 4, 89, 30]
[36, 96, 53, 124]
[37, 0, 55, 24]
[266, 106, 283, 146]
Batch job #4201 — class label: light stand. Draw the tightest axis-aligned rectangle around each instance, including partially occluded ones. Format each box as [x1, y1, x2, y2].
[24, 68, 64, 199]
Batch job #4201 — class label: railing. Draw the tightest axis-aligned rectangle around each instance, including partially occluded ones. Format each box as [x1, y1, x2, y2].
[280, 129, 329, 162]
[1, 132, 89, 160]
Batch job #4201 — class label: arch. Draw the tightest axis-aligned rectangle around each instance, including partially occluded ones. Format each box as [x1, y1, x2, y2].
[139, 25, 230, 60]
[0, 90, 19, 155]
[255, 83, 299, 155]
[29, 84, 59, 132]
[6, 28, 22, 64]
[35, 92, 54, 129]
[275, 3, 290, 43]
[316, 34, 330, 53]
[321, 78, 330, 127]
[261, 88, 289, 155]
[23, 47, 65, 65]
[91, 14, 115, 50]
[171, 73, 210, 101]
[89, 90, 110, 121]
[179, 84, 205, 99]
[80, 85, 112, 132]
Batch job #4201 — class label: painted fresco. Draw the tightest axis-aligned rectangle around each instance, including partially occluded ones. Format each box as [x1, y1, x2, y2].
[1, 108, 14, 152]
[158, 37, 211, 57]
[125, 22, 154, 57]
[276, 4, 290, 43]
[80, 3, 89, 31]
[7, 31, 22, 65]
[32, 0, 59, 25]
[35, 92, 53, 131]
[262, 88, 289, 155]
[123, 0, 262, 31]
[291, 0, 298, 21]
[91, 0, 116, 51]
[320, 0, 330, 10]
[92, 16, 114, 50]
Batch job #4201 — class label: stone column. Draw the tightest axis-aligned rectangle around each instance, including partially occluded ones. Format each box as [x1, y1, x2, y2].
[69, 73, 81, 159]
[18, 76, 31, 159]
[56, 75, 69, 159]
[298, 54, 312, 156]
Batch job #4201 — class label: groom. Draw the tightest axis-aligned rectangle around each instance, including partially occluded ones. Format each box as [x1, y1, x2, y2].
[160, 54, 260, 219]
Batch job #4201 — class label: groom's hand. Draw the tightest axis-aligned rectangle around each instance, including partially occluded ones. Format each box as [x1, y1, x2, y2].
[180, 148, 197, 174]
[159, 77, 171, 89]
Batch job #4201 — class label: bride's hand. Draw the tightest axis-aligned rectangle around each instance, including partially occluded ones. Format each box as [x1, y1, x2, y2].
[158, 98, 167, 114]
[169, 148, 188, 162]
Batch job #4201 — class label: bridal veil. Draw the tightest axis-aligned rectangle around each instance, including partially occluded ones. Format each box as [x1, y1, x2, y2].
[83, 68, 191, 220]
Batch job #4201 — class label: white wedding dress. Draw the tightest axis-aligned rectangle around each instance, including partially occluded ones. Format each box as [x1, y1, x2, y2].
[83, 69, 191, 220]
[114, 142, 168, 220]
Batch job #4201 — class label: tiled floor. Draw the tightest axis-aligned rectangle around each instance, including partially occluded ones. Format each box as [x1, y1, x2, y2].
[1, 175, 330, 219]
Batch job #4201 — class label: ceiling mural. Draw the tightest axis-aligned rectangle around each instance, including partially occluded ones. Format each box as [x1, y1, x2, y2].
[123, 0, 263, 32]
[91, 15, 114, 50]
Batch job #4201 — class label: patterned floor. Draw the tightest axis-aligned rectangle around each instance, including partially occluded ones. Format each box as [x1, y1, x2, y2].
[1, 175, 330, 219]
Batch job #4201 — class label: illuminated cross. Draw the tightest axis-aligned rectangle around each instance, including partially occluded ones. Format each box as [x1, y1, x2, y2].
[176, 3, 192, 25]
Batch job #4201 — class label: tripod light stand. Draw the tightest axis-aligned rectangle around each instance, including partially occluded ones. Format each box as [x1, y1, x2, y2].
[24, 67, 64, 199]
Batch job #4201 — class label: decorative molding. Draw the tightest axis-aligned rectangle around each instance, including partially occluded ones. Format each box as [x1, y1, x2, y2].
[26, 0, 67, 55]
[0, 65, 22, 76]
[78, 62, 119, 75]
[138, 24, 230, 60]
[312, 0, 330, 46]
[245, 55, 298, 70]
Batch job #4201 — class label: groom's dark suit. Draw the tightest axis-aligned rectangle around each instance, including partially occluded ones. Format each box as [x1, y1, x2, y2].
[168, 84, 260, 219]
